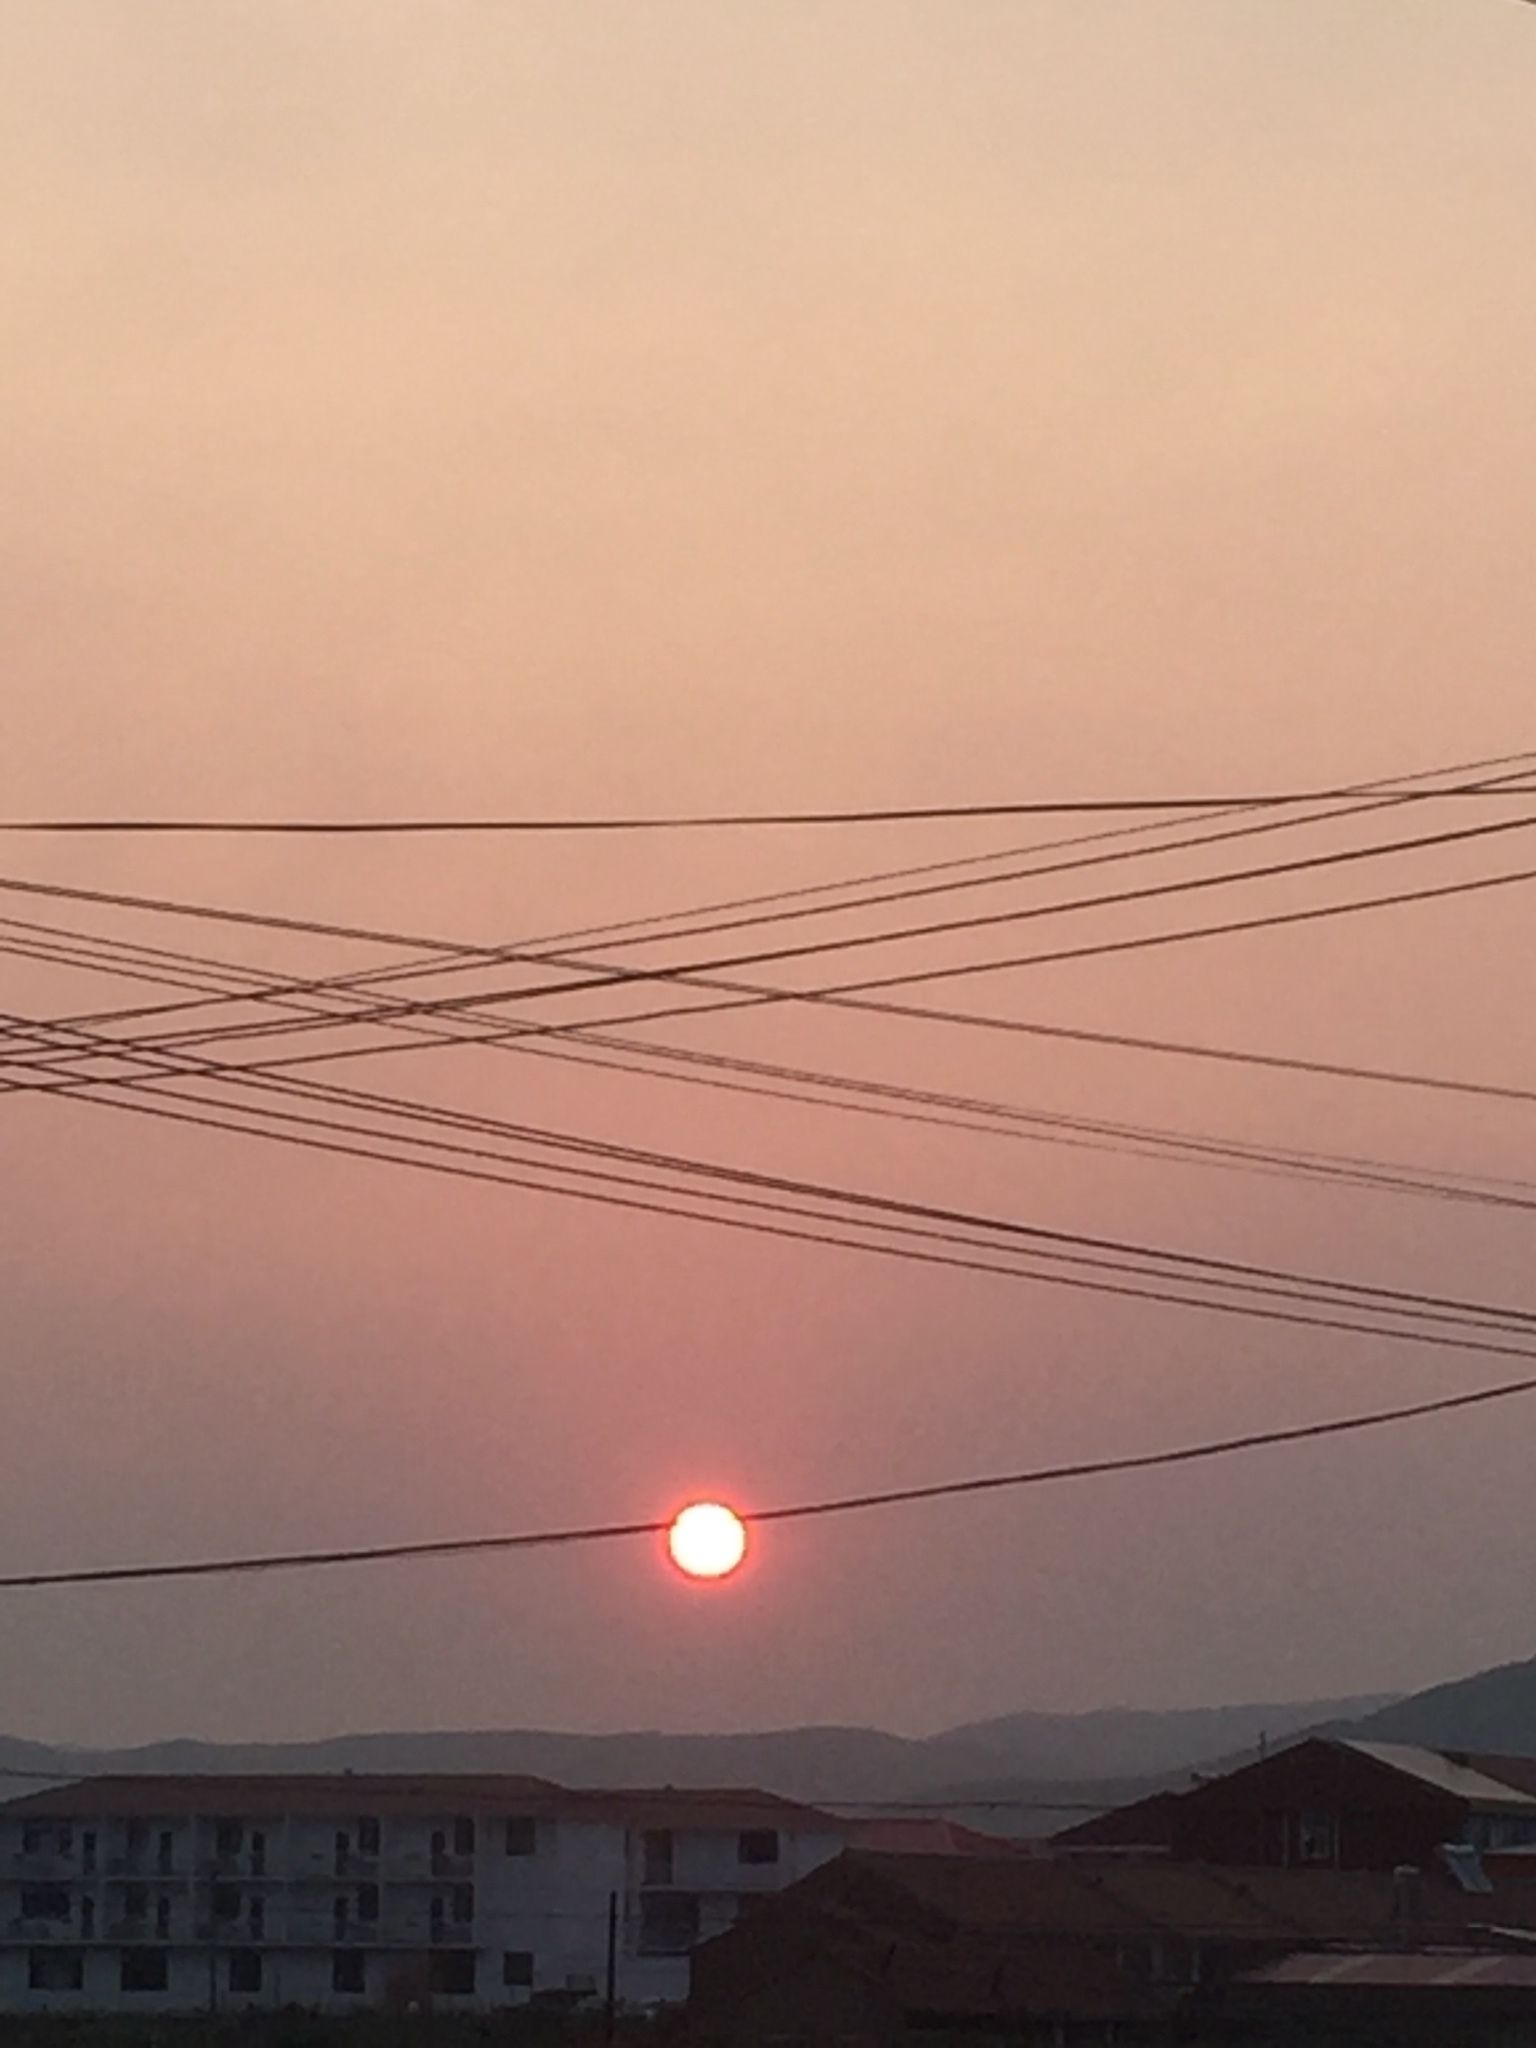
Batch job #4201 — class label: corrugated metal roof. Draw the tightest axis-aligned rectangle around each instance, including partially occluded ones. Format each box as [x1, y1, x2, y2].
[1246, 1948, 1536, 1988]
[1342, 1741, 1536, 1810]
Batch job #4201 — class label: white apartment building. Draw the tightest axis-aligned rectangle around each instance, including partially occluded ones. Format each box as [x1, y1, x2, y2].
[0, 1775, 847, 2015]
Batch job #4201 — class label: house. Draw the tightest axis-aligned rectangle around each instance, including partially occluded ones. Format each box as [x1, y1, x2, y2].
[1053, 1737, 1536, 1872]
[689, 1846, 1536, 2044]
[0, 1773, 847, 2014]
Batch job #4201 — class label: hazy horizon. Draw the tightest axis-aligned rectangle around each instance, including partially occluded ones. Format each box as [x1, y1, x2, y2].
[4, 0, 1536, 1748]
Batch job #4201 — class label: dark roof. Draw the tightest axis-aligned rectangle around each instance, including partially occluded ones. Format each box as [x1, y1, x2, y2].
[804, 1849, 1536, 1945]
[1051, 1738, 1536, 1854]
[1051, 1789, 1182, 1850]
[847, 1817, 1022, 1857]
[0, 1774, 838, 1831]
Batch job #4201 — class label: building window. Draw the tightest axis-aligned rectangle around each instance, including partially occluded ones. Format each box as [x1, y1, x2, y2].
[120, 1948, 169, 1994]
[1296, 1810, 1338, 1865]
[357, 1884, 380, 1924]
[451, 1885, 475, 1925]
[357, 1817, 381, 1859]
[504, 1816, 537, 1857]
[20, 1887, 71, 1922]
[334, 1830, 351, 1876]
[155, 1897, 171, 1941]
[123, 1885, 148, 1922]
[642, 1829, 674, 1885]
[430, 1950, 476, 1997]
[28, 1948, 84, 1992]
[332, 1950, 366, 1996]
[21, 1824, 47, 1855]
[82, 1832, 97, 1876]
[228, 1950, 262, 1996]
[214, 1820, 243, 1862]
[638, 1892, 700, 1956]
[80, 1898, 95, 1940]
[156, 1832, 174, 1876]
[738, 1830, 780, 1866]
[503, 1951, 535, 1989]
[250, 1898, 265, 1943]
[452, 1816, 476, 1858]
[124, 1821, 148, 1870]
[213, 1885, 241, 1923]
[333, 1895, 350, 1938]
[250, 1830, 267, 1876]
[57, 1827, 73, 1856]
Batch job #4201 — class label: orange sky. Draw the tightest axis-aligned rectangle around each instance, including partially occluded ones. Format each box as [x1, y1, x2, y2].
[3, 0, 1536, 1744]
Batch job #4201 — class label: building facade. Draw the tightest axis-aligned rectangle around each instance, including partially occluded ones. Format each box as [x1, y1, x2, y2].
[0, 1774, 846, 2014]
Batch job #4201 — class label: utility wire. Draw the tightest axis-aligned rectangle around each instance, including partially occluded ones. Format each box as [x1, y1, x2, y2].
[4, 785, 1536, 833]
[20, 834, 1536, 1081]
[11, 1002, 1536, 1349]
[10, 912, 1536, 1221]
[5, 751, 1532, 1057]
[17, 759, 1531, 1046]
[9, 804, 1536, 1067]
[3, 1376, 1533, 1591]
[21, 1040, 1536, 1367]
[6, 852, 1536, 1116]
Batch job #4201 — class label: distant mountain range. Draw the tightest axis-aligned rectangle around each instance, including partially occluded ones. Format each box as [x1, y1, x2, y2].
[0, 1690, 1393, 1821]
[9, 1658, 1536, 1829]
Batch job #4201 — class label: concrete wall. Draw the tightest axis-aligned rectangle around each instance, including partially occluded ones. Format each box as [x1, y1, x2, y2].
[0, 1798, 847, 2013]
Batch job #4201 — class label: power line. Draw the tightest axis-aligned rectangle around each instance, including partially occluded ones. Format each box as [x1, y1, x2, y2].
[13, 805, 1536, 1065]
[6, 752, 1532, 1060]
[12, 1001, 1536, 1351]
[7, 848, 1536, 1118]
[3, 785, 1536, 833]
[10, 911, 1535, 1222]
[19, 1026, 1536, 1384]
[22, 748, 1535, 1050]
[3, 1375, 1532, 1592]
[30, 834, 1536, 1078]
[14, 761, 1529, 1048]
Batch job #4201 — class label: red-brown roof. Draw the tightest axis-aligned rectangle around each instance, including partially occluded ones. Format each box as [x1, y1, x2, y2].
[0, 1774, 839, 1831]
[847, 1817, 1021, 1857]
[800, 1849, 1536, 1944]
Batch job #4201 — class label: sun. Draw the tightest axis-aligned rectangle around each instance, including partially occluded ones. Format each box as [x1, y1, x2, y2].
[667, 1501, 749, 1581]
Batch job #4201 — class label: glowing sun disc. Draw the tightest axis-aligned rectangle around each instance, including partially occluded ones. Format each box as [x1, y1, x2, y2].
[668, 1501, 748, 1580]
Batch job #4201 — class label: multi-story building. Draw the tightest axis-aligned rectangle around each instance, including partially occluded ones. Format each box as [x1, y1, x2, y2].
[0, 1774, 846, 2014]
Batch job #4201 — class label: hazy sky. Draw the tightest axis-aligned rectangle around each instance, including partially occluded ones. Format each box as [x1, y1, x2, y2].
[3, 0, 1536, 1748]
